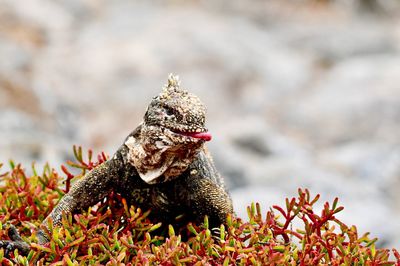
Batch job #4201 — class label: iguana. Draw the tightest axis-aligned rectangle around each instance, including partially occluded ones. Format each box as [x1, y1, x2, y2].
[0, 74, 233, 256]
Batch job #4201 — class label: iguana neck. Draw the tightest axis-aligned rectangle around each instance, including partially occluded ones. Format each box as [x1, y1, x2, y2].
[124, 123, 202, 184]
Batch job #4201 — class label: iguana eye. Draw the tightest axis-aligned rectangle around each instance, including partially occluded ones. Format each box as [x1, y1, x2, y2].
[164, 106, 175, 116]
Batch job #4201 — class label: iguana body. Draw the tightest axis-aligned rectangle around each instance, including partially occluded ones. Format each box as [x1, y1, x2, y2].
[1, 75, 233, 256]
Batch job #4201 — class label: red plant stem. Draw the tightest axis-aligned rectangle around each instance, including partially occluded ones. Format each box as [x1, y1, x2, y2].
[61, 165, 74, 193]
[26, 194, 40, 217]
[283, 213, 296, 230]
[272, 205, 288, 219]
[286, 230, 302, 240]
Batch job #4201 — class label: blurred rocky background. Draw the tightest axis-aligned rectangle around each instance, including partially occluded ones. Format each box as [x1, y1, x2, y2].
[0, 0, 399, 248]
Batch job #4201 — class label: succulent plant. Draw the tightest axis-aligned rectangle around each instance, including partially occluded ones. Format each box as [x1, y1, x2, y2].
[1, 147, 399, 265]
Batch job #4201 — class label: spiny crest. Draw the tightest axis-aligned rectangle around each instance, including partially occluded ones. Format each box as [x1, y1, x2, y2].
[159, 74, 188, 100]
[166, 73, 181, 89]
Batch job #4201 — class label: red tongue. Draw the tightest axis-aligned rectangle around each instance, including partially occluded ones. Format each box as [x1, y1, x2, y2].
[186, 132, 212, 141]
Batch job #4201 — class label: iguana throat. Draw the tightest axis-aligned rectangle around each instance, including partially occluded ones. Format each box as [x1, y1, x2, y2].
[125, 134, 174, 183]
[125, 124, 207, 184]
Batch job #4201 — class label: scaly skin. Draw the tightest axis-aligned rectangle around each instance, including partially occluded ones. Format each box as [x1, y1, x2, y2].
[1, 74, 233, 256]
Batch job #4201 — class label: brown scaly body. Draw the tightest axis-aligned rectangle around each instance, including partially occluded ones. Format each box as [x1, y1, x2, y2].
[0, 74, 233, 256]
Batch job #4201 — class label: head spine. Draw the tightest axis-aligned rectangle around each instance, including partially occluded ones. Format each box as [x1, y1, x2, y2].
[158, 74, 189, 100]
[167, 73, 180, 88]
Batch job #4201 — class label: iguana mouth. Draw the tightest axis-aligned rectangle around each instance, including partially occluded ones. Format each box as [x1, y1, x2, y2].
[169, 128, 212, 141]
[175, 130, 212, 141]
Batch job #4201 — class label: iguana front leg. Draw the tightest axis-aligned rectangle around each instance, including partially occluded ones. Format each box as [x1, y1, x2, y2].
[37, 157, 122, 244]
[178, 148, 233, 227]
[186, 178, 234, 228]
[1, 153, 123, 255]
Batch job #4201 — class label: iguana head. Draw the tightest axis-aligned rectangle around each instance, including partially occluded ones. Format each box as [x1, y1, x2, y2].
[125, 74, 212, 184]
[144, 74, 212, 142]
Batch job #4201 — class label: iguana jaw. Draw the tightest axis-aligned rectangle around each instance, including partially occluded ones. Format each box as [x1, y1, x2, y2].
[173, 130, 212, 141]
[160, 124, 212, 142]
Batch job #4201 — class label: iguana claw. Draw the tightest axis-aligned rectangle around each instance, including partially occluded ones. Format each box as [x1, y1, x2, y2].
[0, 225, 30, 257]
